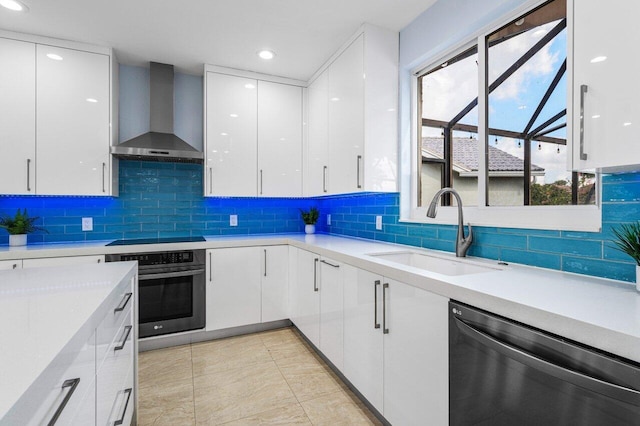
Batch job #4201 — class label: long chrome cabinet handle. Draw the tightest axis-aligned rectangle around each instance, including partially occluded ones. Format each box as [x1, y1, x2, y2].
[454, 317, 640, 406]
[26, 159, 31, 192]
[209, 252, 212, 281]
[579, 84, 588, 161]
[113, 388, 133, 426]
[264, 249, 267, 277]
[114, 325, 133, 351]
[374, 280, 380, 329]
[323, 166, 328, 193]
[102, 162, 106, 193]
[320, 259, 339, 268]
[209, 168, 213, 194]
[47, 378, 80, 426]
[313, 258, 319, 292]
[114, 292, 132, 313]
[382, 283, 389, 334]
[260, 169, 263, 195]
[356, 155, 362, 189]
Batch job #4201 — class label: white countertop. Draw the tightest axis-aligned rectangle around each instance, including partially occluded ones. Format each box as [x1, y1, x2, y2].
[1, 234, 639, 363]
[0, 261, 138, 420]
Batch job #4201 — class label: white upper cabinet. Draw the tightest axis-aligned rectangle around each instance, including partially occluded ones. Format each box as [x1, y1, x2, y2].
[0, 38, 35, 195]
[305, 72, 329, 196]
[204, 66, 305, 197]
[205, 72, 258, 196]
[36, 45, 111, 195]
[306, 24, 398, 196]
[328, 34, 365, 194]
[0, 31, 115, 196]
[257, 81, 302, 196]
[570, 0, 640, 171]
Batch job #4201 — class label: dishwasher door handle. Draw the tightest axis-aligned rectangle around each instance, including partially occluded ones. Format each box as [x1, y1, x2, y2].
[454, 317, 640, 406]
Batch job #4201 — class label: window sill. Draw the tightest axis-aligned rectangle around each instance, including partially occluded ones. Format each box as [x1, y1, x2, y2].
[404, 204, 602, 232]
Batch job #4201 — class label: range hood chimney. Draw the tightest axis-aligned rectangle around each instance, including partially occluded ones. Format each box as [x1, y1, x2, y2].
[111, 62, 203, 163]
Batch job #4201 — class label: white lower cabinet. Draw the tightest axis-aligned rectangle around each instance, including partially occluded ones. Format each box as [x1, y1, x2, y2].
[261, 246, 290, 323]
[318, 257, 344, 371]
[289, 248, 321, 347]
[343, 268, 449, 425]
[343, 268, 384, 410]
[206, 247, 262, 331]
[0, 260, 22, 270]
[206, 246, 289, 331]
[22, 255, 104, 268]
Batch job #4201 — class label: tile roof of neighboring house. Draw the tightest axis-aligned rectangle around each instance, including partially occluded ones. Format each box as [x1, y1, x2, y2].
[422, 137, 545, 174]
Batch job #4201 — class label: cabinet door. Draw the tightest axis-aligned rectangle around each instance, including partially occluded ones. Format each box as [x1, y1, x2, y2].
[319, 257, 344, 371]
[383, 279, 449, 426]
[290, 249, 320, 347]
[343, 267, 383, 411]
[0, 38, 36, 195]
[36, 45, 111, 195]
[328, 34, 365, 194]
[305, 72, 329, 196]
[22, 255, 104, 268]
[205, 72, 258, 196]
[206, 247, 261, 331]
[572, 0, 640, 170]
[0, 259, 22, 270]
[261, 245, 289, 323]
[257, 81, 302, 196]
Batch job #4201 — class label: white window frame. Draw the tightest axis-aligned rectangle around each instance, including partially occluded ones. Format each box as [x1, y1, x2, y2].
[403, 0, 601, 232]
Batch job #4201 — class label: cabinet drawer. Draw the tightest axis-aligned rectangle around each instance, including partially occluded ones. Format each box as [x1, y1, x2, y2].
[16, 332, 96, 425]
[96, 288, 133, 365]
[97, 314, 134, 425]
[102, 365, 135, 426]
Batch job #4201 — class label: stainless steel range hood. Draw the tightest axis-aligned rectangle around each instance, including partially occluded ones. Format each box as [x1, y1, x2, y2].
[111, 62, 203, 163]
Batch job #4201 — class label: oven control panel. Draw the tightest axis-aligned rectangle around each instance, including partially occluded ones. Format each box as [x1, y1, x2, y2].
[120, 251, 194, 265]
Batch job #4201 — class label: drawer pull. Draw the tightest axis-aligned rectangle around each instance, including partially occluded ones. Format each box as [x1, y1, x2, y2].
[113, 388, 133, 426]
[114, 292, 132, 313]
[114, 325, 132, 351]
[47, 378, 80, 426]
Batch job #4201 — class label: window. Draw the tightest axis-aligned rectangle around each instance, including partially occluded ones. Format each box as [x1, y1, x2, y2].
[411, 0, 600, 231]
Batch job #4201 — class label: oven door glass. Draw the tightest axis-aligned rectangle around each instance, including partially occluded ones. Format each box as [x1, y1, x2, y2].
[139, 276, 193, 323]
[138, 270, 205, 337]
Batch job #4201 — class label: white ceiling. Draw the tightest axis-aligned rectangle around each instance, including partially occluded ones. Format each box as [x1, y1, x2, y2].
[0, 0, 437, 80]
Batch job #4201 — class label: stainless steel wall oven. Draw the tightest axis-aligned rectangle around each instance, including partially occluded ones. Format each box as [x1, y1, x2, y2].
[107, 249, 206, 338]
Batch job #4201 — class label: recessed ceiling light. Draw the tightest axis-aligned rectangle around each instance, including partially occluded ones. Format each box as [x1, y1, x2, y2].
[0, 0, 28, 12]
[244, 83, 256, 89]
[515, 18, 525, 26]
[623, 122, 632, 126]
[229, 113, 238, 118]
[330, 97, 340, 102]
[258, 50, 275, 60]
[592, 114, 601, 119]
[86, 98, 98, 103]
[590, 56, 607, 63]
[46, 53, 63, 61]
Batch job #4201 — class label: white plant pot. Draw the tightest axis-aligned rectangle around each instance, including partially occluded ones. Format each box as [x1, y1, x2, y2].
[305, 224, 316, 235]
[9, 234, 27, 247]
[636, 265, 640, 292]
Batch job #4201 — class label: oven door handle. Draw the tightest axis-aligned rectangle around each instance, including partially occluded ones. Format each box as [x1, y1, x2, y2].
[453, 317, 640, 406]
[139, 269, 205, 280]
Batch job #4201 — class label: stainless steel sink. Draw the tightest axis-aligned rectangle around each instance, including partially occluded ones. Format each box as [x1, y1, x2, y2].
[367, 251, 502, 276]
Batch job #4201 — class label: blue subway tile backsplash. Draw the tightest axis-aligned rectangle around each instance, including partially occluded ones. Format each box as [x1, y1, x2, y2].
[0, 162, 638, 284]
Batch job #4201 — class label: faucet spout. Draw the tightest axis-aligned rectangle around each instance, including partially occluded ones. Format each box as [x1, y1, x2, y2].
[426, 187, 473, 257]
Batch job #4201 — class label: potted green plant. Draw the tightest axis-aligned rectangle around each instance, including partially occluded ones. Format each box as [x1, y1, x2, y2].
[611, 221, 640, 292]
[300, 207, 319, 234]
[0, 209, 47, 247]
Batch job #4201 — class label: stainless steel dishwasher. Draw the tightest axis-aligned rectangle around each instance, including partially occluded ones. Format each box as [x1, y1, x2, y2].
[449, 301, 640, 425]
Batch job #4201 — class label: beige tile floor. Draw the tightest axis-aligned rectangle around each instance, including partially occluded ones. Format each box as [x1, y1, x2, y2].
[138, 327, 382, 425]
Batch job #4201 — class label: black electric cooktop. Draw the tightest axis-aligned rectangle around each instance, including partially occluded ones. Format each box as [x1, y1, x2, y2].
[106, 236, 206, 246]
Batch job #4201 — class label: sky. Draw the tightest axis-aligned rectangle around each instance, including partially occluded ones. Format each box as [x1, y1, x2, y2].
[421, 19, 570, 184]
